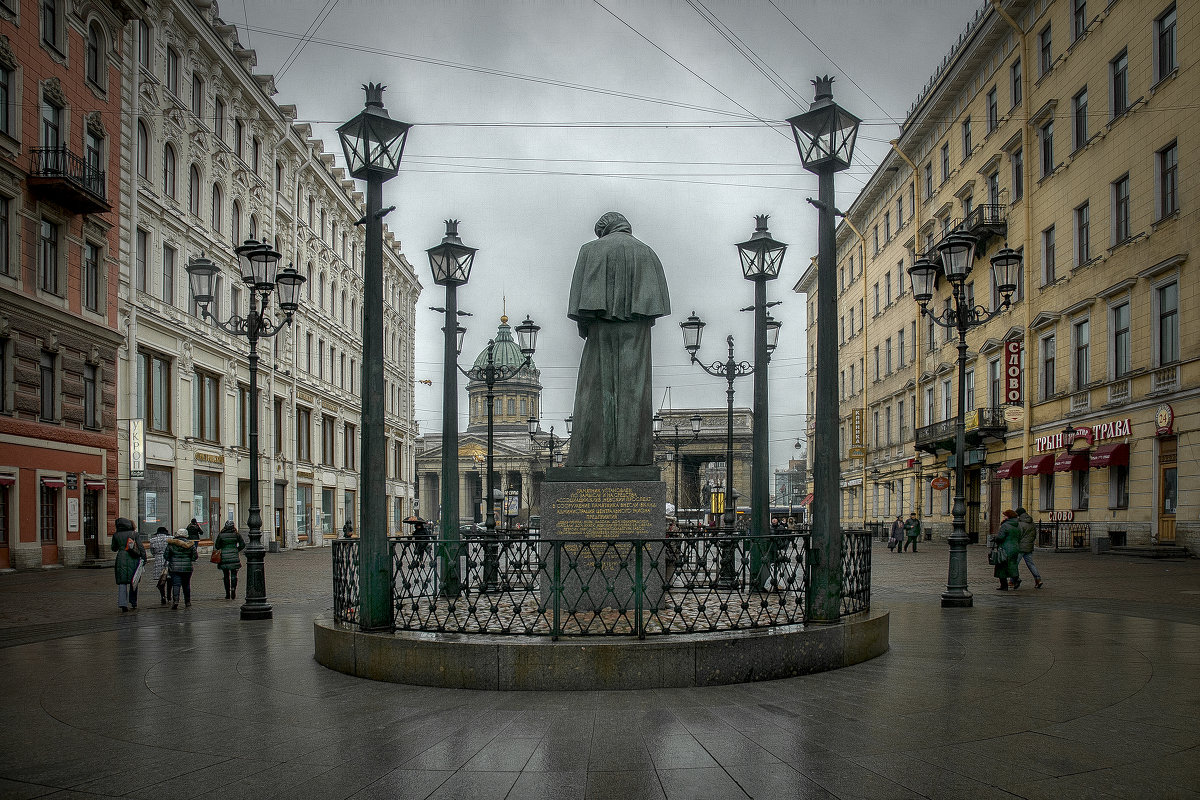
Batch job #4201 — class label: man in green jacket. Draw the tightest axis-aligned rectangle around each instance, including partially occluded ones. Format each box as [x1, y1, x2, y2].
[903, 512, 921, 552]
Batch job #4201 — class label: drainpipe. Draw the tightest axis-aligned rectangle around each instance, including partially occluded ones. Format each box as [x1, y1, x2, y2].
[992, 0, 1034, 510]
[839, 216, 869, 525]
[291, 154, 313, 548]
[890, 139, 922, 514]
[125, 20, 140, 524]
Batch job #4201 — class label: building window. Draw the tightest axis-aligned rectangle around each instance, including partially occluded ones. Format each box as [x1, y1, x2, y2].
[321, 414, 335, 466]
[1111, 50, 1128, 117]
[273, 397, 284, 454]
[162, 244, 175, 306]
[236, 384, 250, 448]
[0, 481, 8, 545]
[40, 98, 61, 149]
[1073, 318, 1090, 389]
[1011, 147, 1023, 200]
[1011, 58, 1022, 107]
[1041, 225, 1056, 284]
[964, 368, 975, 410]
[1072, 87, 1088, 150]
[988, 358, 1002, 408]
[191, 72, 203, 118]
[1040, 334, 1056, 399]
[1111, 302, 1130, 378]
[1038, 24, 1052, 76]
[986, 87, 998, 132]
[137, 121, 149, 178]
[193, 370, 220, 442]
[40, 483, 58, 543]
[1158, 140, 1178, 219]
[1039, 120, 1054, 177]
[941, 377, 952, 421]
[1110, 465, 1129, 509]
[41, 0, 61, 49]
[138, 19, 150, 69]
[165, 46, 179, 96]
[1074, 202, 1090, 265]
[1039, 472, 1054, 512]
[252, 137, 261, 173]
[1072, 0, 1087, 41]
[234, 119, 244, 160]
[923, 161, 933, 198]
[940, 142, 949, 183]
[83, 242, 100, 312]
[188, 165, 200, 216]
[135, 228, 148, 293]
[137, 350, 171, 433]
[214, 97, 225, 139]
[961, 119, 971, 161]
[86, 22, 104, 86]
[39, 351, 56, 420]
[1156, 4, 1177, 82]
[162, 143, 176, 198]
[344, 423, 356, 470]
[231, 200, 241, 246]
[83, 363, 98, 428]
[38, 220, 59, 295]
[1157, 281, 1178, 365]
[1072, 469, 1089, 511]
[1112, 174, 1130, 244]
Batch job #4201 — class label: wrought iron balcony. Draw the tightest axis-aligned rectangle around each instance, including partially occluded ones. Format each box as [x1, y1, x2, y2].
[28, 146, 109, 214]
[919, 204, 1008, 262]
[914, 406, 1008, 455]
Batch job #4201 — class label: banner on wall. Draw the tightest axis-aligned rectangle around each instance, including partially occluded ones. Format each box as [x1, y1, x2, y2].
[130, 419, 145, 479]
[1004, 339, 1022, 404]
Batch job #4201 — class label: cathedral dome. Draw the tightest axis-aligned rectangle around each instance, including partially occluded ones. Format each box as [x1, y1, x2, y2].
[472, 316, 534, 371]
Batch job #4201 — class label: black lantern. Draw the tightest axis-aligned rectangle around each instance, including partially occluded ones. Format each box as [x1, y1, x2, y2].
[335, 83, 411, 181]
[690, 414, 702, 435]
[514, 315, 539, 356]
[527, 417, 539, 436]
[652, 414, 663, 434]
[565, 415, 573, 435]
[274, 263, 306, 313]
[736, 215, 787, 280]
[427, 219, 477, 287]
[936, 231, 977, 283]
[908, 256, 939, 308]
[185, 254, 219, 312]
[765, 313, 782, 352]
[991, 246, 1022, 300]
[787, 76, 862, 173]
[234, 238, 282, 290]
[680, 312, 705, 355]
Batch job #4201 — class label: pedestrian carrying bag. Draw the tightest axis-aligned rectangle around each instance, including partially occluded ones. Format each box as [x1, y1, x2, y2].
[210, 548, 221, 564]
[130, 559, 144, 588]
[988, 548, 1005, 566]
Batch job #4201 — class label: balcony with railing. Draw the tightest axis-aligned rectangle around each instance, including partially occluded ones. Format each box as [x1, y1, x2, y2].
[914, 406, 1008, 455]
[28, 146, 109, 214]
[919, 204, 1008, 261]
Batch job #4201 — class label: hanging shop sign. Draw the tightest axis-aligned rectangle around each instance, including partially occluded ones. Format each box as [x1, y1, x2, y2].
[130, 419, 145, 479]
[930, 475, 950, 490]
[848, 446, 866, 458]
[850, 409, 864, 447]
[1003, 405, 1025, 423]
[1155, 403, 1174, 436]
[1004, 339, 1023, 404]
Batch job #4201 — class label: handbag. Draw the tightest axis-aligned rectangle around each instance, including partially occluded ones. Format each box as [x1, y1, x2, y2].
[210, 548, 221, 564]
[130, 559, 144, 588]
[988, 548, 1006, 566]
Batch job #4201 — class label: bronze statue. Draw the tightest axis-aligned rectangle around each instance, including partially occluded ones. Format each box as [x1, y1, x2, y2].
[566, 212, 671, 467]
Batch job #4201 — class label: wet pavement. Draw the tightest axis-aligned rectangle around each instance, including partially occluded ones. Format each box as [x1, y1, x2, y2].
[1, 543, 1197, 799]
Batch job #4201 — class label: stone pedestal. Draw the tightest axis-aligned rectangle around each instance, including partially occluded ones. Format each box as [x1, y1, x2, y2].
[540, 475, 666, 614]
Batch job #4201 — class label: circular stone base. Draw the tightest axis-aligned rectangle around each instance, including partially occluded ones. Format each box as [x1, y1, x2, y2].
[313, 610, 889, 690]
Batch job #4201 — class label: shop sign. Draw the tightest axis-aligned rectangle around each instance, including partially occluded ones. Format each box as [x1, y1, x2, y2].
[930, 475, 950, 490]
[1091, 418, 1132, 444]
[504, 491, 520, 516]
[195, 451, 225, 465]
[1034, 417, 1131, 452]
[850, 409, 864, 446]
[66, 473, 78, 491]
[1003, 406, 1025, 423]
[130, 419, 145, 479]
[964, 410, 981, 431]
[67, 497, 79, 531]
[1004, 339, 1023, 403]
[1047, 510, 1075, 522]
[848, 446, 866, 458]
[1155, 404, 1174, 436]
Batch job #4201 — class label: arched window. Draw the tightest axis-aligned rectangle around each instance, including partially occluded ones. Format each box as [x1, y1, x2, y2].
[162, 142, 176, 198]
[231, 200, 241, 245]
[136, 120, 149, 178]
[211, 183, 222, 234]
[249, 214, 257, 241]
[340, 290, 347, 323]
[351, 242, 357, 272]
[188, 164, 200, 215]
[318, 272, 325, 309]
[307, 195, 314, 225]
[86, 22, 104, 86]
[305, 263, 313, 300]
[350, 299, 357, 331]
[319, 209, 326, 241]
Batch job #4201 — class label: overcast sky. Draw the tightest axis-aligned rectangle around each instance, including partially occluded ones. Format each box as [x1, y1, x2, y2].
[238, 0, 980, 471]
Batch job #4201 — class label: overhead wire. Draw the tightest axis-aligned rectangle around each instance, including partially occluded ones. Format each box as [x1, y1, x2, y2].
[273, 0, 343, 82]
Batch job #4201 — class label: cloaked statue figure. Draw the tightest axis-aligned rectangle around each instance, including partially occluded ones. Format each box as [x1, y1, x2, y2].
[566, 212, 671, 467]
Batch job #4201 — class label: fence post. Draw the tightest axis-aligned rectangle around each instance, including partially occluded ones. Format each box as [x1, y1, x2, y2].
[635, 542, 645, 640]
[552, 541, 561, 641]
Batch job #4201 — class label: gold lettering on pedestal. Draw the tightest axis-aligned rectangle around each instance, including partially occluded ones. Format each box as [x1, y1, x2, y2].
[550, 486, 658, 539]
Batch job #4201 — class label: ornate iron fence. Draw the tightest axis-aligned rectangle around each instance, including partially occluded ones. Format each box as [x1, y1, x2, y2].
[332, 529, 871, 638]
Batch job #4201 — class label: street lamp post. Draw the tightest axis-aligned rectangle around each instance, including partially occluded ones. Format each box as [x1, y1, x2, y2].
[426, 220, 479, 598]
[529, 416, 570, 465]
[337, 83, 411, 631]
[461, 316, 539, 591]
[909, 236, 1022, 607]
[789, 75, 861, 623]
[186, 241, 305, 620]
[653, 412, 702, 515]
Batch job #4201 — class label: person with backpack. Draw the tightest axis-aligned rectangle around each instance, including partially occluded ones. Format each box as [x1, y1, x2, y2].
[166, 528, 198, 609]
[110, 517, 145, 612]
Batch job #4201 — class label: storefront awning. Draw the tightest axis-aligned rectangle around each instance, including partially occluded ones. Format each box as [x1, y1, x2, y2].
[799, 493, 813, 506]
[994, 459, 1023, 479]
[83, 480, 107, 490]
[0, 475, 14, 486]
[40, 477, 65, 488]
[1090, 443, 1130, 469]
[1022, 454, 1055, 475]
[1054, 451, 1089, 472]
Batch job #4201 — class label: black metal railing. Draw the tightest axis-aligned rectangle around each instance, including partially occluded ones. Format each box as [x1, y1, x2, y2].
[332, 529, 872, 637]
[916, 407, 1008, 452]
[1036, 522, 1091, 551]
[30, 146, 107, 202]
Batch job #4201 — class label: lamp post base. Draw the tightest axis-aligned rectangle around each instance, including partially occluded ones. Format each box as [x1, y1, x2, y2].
[240, 603, 274, 620]
[940, 591, 973, 608]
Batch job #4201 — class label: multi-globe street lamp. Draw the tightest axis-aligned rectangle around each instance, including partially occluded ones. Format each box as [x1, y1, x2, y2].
[789, 75, 861, 623]
[186, 240, 305, 621]
[908, 235, 1022, 607]
[336, 83, 411, 631]
[529, 416, 571, 465]
[653, 412, 702, 518]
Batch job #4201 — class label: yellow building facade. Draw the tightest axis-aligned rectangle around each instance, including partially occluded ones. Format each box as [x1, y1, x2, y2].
[797, 0, 1194, 553]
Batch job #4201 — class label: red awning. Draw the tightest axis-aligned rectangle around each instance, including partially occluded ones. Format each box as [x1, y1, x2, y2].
[994, 459, 1023, 479]
[799, 493, 814, 506]
[0, 475, 14, 486]
[1090, 443, 1130, 469]
[1054, 451, 1089, 472]
[84, 480, 107, 490]
[40, 478, 66, 488]
[1022, 454, 1055, 475]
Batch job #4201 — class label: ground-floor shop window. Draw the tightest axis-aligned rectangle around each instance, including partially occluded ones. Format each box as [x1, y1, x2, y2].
[1109, 465, 1129, 509]
[1072, 470, 1089, 511]
[193, 471, 222, 539]
[137, 466, 173, 539]
[1039, 473, 1054, 511]
[321, 488, 334, 536]
[296, 484, 313, 542]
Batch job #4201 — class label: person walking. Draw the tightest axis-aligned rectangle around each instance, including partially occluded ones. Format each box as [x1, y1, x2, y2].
[888, 515, 904, 553]
[1015, 507, 1043, 589]
[166, 528, 198, 609]
[212, 520, 246, 600]
[110, 517, 145, 612]
[992, 509, 1021, 590]
[902, 512, 921, 552]
[149, 526, 171, 605]
[186, 518, 203, 541]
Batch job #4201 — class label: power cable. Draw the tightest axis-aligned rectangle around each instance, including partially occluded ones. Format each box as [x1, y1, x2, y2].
[274, 0, 343, 82]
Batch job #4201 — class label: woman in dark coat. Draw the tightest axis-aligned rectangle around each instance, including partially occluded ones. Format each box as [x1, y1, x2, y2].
[993, 509, 1021, 590]
[110, 517, 145, 612]
[212, 520, 246, 600]
[166, 528, 198, 609]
